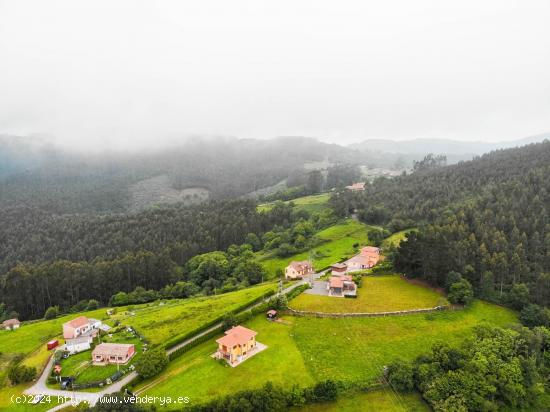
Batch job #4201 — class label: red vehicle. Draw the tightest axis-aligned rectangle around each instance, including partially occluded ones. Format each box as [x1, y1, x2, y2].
[47, 340, 59, 350]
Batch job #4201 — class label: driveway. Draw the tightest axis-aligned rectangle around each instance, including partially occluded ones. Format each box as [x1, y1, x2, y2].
[304, 280, 329, 296]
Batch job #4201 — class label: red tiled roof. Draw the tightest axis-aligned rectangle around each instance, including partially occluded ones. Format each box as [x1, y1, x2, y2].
[2, 318, 20, 326]
[216, 325, 257, 347]
[288, 261, 312, 271]
[361, 246, 380, 254]
[331, 263, 347, 270]
[92, 343, 134, 357]
[66, 316, 89, 329]
[329, 277, 344, 288]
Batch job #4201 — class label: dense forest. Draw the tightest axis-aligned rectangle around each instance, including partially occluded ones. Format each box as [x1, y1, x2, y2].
[332, 141, 550, 316]
[0, 200, 304, 319]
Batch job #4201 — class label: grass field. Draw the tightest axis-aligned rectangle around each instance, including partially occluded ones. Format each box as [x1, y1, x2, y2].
[137, 300, 516, 408]
[257, 219, 374, 277]
[136, 315, 314, 404]
[381, 229, 417, 250]
[257, 193, 331, 213]
[292, 300, 516, 383]
[117, 283, 277, 345]
[290, 275, 445, 313]
[294, 389, 430, 412]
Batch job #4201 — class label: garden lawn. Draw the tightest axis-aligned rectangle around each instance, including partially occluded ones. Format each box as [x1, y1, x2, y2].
[136, 316, 314, 407]
[294, 389, 429, 412]
[291, 300, 517, 383]
[257, 193, 330, 213]
[57, 333, 142, 385]
[119, 283, 277, 345]
[258, 219, 374, 277]
[290, 275, 444, 313]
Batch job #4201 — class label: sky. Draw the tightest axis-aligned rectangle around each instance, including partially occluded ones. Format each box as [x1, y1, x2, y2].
[0, 0, 549, 150]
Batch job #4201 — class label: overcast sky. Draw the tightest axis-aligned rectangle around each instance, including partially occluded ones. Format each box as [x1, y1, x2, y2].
[0, 0, 549, 150]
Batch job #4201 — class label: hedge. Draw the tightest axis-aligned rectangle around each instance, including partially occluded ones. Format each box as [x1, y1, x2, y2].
[163, 289, 275, 350]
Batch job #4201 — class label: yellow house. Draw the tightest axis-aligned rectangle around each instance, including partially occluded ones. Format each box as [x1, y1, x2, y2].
[285, 260, 313, 279]
[216, 325, 257, 364]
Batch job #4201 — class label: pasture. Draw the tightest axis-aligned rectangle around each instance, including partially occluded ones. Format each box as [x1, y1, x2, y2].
[381, 229, 417, 250]
[258, 219, 373, 277]
[257, 193, 330, 213]
[290, 275, 444, 313]
[136, 300, 517, 408]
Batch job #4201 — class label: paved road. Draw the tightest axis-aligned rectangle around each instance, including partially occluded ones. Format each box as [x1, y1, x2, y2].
[25, 277, 319, 410]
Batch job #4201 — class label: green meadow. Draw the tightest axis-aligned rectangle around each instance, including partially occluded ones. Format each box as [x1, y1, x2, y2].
[290, 275, 445, 313]
[257, 219, 374, 277]
[257, 193, 331, 213]
[381, 229, 416, 250]
[137, 300, 517, 408]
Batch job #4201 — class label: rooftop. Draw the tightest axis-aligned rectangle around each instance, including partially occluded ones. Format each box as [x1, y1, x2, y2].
[217, 325, 257, 347]
[2, 318, 20, 326]
[93, 343, 134, 356]
[65, 316, 89, 329]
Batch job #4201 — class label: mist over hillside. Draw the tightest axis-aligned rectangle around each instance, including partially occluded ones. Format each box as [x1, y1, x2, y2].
[1, 133, 548, 214]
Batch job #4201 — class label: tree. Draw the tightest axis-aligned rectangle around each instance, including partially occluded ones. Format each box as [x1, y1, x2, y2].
[245, 233, 262, 252]
[448, 279, 474, 305]
[135, 349, 168, 379]
[520, 304, 549, 328]
[387, 359, 414, 391]
[508, 283, 530, 310]
[306, 170, 324, 194]
[43, 306, 59, 320]
[222, 313, 238, 331]
[86, 299, 100, 311]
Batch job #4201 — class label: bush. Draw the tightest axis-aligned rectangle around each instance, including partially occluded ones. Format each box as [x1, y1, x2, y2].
[86, 299, 100, 310]
[135, 349, 168, 379]
[8, 365, 36, 384]
[447, 279, 474, 305]
[44, 306, 60, 320]
[310, 380, 338, 402]
[387, 359, 414, 391]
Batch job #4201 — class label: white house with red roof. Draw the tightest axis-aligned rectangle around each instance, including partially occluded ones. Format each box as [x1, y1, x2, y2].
[346, 246, 381, 271]
[62, 316, 102, 339]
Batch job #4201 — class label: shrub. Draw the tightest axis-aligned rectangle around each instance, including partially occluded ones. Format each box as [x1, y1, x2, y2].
[86, 299, 100, 310]
[135, 349, 168, 379]
[8, 365, 36, 384]
[222, 313, 238, 331]
[310, 380, 338, 402]
[44, 306, 60, 320]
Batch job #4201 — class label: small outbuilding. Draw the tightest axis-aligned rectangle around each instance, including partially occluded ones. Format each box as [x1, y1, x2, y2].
[47, 340, 59, 350]
[266, 309, 278, 320]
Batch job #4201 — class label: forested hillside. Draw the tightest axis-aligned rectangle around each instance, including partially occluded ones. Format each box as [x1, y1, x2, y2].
[0, 200, 301, 318]
[0, 136, 360, 214]
[333, 141, 550, 312]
